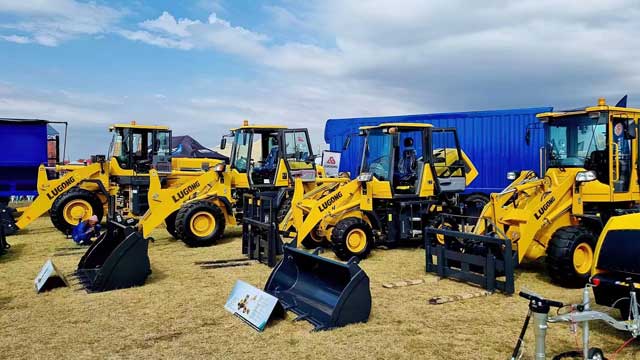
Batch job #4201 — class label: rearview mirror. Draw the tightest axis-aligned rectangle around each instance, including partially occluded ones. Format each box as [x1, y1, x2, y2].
[626, 122, 637, 140]
[220, 137, 227, 150]
[343, 136, 351, 150]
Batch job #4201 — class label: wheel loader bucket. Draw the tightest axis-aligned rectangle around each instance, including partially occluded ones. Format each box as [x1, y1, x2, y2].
[265, 245, 371, 331]
[74, 221, 151, 293]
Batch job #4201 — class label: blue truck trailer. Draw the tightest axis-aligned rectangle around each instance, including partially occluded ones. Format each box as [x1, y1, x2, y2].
[324, 107, 552, 208]
[0, 119, 65, 203]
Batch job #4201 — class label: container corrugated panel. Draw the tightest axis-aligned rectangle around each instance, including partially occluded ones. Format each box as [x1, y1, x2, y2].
[0, 120, 48, 197]
[324, 107, 552, 195]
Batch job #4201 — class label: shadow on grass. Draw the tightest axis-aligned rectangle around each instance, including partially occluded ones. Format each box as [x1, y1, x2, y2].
[0, 242, 25, 263]
[147, 266, 168, 285]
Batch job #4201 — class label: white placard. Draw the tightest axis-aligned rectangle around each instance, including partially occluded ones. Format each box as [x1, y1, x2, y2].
[224, 280, 280, 331]
[321, 151, 341, 177]
[34, 259, 68, 293]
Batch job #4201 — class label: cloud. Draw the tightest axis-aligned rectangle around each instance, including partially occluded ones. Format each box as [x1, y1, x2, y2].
[0, 34, 30, 44]
[0, 0, 123, 46]
[5, 1, 640, 159]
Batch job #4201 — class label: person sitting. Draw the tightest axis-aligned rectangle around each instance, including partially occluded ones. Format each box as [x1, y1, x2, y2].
[71, 215, 101, 246]
[252, 139, 279, 183]
[395, 137, 418, 188]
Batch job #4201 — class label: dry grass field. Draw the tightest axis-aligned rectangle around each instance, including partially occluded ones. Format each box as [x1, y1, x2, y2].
[1, 217, 638, 359]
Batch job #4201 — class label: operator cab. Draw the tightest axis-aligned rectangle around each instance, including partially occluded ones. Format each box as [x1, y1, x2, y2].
[360, 123, 468, 195]
[538, 98, 638, 196]
[226, 123, 316, 188]
[108, 122, 172, 173]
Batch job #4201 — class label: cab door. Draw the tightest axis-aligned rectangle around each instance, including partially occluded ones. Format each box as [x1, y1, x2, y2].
[428, 128, 467, 193]
[280, 129, 316, 185]
[609, 114, 635, 202]
[152, 130, 172, 173]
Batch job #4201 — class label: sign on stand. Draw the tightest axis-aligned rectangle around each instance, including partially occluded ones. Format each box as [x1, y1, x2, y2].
[224, 280, 283, 331]
[35, 259, 69, 293]
[321, 151, 341, 177]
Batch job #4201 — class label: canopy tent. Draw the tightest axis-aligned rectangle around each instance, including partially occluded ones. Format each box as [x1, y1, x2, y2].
[172, 135, 228, 161]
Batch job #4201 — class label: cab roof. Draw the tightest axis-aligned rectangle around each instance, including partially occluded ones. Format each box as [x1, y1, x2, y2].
[110, 123, 170, 130]
[537, 99, 640, 119]
[230, 125, 289, 131]
[359, 122, 433, 131]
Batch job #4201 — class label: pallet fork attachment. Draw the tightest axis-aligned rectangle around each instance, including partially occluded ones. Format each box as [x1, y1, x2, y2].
[241, 193, 283, 267]
[72, 218, 151, 292]
[425, 216, 516, 295]
[0, 203, 18, 236]
[265, 245, 372, 330]
[0, 222, 9, 256]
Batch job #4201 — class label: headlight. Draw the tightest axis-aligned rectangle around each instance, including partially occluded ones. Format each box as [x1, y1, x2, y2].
[214, 163, 226, 172]
[506, 171, 517, 180]
[575, 170, 596, 183]
[357, 172, 373, 182]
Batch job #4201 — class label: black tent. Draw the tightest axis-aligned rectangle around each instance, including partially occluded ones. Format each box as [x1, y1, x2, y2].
[172, 135, 228, 161]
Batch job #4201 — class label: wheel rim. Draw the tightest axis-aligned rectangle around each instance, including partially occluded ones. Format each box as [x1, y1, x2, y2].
[190, 211, 216, 237]
[308, 226, 324, 244]
[63, 199, 93, 225]
[573, 242, 594, 274]
[346, 228, 367, 253]
[436, 223, 452, 245]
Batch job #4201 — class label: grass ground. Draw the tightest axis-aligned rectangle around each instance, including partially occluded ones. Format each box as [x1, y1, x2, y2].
[1, 217, 638, 359]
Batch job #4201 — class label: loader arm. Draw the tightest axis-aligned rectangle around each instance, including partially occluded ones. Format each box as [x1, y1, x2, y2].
[291, 177, 369, 245]
[15, 163, 104, 230]
[476, 169, 576, 263]
[138, 169, 228, 237]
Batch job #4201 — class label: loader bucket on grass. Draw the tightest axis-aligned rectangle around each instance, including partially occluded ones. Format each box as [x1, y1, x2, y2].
[265, 245, 371, 331]
[74, 221, 151, 293]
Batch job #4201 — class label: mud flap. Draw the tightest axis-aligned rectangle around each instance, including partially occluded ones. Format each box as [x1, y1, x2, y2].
[242, 193, 283, 267]
[265, 245, 372, 330]
[425, 226, 515, 295]
[73, 220, 151, 293]
[0, 204, 18, 236]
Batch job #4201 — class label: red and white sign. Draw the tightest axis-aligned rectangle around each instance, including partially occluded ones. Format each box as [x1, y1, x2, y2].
[321, 151, 341, 177]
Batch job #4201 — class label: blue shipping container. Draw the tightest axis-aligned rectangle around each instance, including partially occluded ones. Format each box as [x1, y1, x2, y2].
[0, 120, 49, 198]
[324, 107, 552, 196]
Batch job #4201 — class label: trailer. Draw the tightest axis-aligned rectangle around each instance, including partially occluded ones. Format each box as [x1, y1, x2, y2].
[0, 118, 67, 203]
[324, 107, 552, 211]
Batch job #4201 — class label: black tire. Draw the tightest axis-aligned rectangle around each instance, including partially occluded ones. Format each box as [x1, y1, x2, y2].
[463, 193, 490, 218]
[331, 217, 373, 261]
[300, 226, 329, 249]
[588, 348, 605, 360]
[546, 226, 597, 288]
[164, 211, 178, 238]
[276, 196, 292, 225]
[175, 200, 225, 247]
[50, 188, 103, 234]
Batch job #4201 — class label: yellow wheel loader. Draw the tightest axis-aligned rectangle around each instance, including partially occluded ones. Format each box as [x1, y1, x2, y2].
[428, 98, 640, 292]
[115, 122, 325, 249]
[216, 123, 330, 265]
[1, 122, 221, 236]
[276, 123, 478, 261]
[590, 212, 640, 318]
